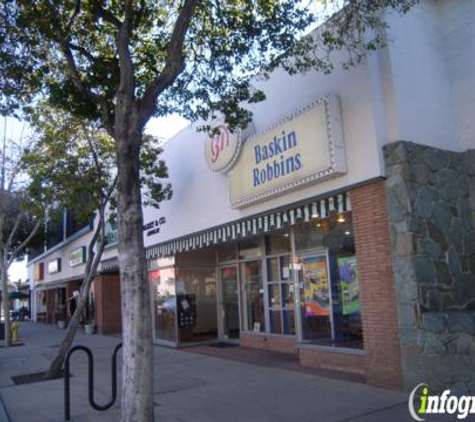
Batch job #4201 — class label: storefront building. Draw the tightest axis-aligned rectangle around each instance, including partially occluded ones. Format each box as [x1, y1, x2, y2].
[27, 0, 475, 394]
[141, 97, 401, 388]
[140, 0, 475, 392]
[29, 225, 94, 326]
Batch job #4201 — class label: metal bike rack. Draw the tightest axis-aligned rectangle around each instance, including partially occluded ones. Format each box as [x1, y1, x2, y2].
[64, 342, 122, 421]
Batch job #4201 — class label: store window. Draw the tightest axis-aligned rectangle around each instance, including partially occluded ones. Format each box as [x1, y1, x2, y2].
[238, 238, 261, 260]
[294, 211, 362, 349]
[177, 267, 218, 343]
[149, 266, 177, 343]
[265, 231, 295, 335]
[218, 242, 237, 262]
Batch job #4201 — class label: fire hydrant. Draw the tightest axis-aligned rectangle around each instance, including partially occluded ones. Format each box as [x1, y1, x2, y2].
[11, 322, 19, 343]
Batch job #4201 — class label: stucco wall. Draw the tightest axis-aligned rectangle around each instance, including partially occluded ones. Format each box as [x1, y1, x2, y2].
[385, 0, 475, 151]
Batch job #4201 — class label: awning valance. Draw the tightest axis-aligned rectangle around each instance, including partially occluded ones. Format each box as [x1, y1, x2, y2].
[146, 192, 351, 260]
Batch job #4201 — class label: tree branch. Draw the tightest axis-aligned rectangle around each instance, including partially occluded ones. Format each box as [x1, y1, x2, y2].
[116, 0, 135, 100]
[92, 0, 122, 29]
[42, 1, 115, 136]
[5, 210, 23, 252]
[138, 0, 198, 128]
[56, 37, 114, 136]
[8, 217, 42, 266]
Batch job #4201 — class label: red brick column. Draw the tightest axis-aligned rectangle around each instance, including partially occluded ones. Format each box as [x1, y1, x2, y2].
[351, 180, 403, 389]
[94, 273, 122, 335]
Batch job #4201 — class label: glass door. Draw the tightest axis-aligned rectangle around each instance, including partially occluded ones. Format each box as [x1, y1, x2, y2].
[240, 260, 265, 332]
[219, 265, 240, 340]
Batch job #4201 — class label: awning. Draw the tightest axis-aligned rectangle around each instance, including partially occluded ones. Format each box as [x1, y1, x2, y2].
[146, 192, 351, 259]
[100, 258, 119, 273]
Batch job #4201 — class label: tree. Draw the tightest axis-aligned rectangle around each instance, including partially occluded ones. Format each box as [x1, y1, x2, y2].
[0, 120, 42, 347]
[23, 104, 171, 379]
[2, 1, 417, 419]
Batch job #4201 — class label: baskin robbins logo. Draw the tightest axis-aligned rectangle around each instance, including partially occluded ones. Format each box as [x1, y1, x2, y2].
[204, 123, 243, 174]
[409, 383, 475, 420]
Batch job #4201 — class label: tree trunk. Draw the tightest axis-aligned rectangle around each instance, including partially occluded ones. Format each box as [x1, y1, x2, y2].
[45, 270, 96, 379]
[1, 262, 11, 347]
[45, 208, 107, 379]
[45, 286, 89, 378]
[115, 121, 154, 422]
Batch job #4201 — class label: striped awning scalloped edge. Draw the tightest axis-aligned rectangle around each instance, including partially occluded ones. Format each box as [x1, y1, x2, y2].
[146, 192, 351, 260]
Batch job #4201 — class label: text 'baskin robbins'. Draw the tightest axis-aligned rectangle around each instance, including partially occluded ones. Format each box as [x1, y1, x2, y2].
[252, 130, 302, 187]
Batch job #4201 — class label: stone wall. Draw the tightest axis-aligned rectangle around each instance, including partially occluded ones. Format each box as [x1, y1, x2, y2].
[384, 141, 475, 394]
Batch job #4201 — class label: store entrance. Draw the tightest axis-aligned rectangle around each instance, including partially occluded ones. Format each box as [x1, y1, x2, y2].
[219, 265, 240, 340]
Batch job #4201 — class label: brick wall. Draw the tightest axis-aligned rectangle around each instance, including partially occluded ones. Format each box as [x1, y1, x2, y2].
[240, 332, 297, 354]
[299, 348, 365, 374]
[94, 273, 122, 335]
[350, 180, 403, 389]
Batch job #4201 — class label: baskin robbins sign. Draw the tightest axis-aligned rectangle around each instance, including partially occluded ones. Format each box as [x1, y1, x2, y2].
[204, 94, 347, 208]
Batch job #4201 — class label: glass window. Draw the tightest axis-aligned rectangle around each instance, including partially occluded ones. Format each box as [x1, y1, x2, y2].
[149, 267, 177, 343]
[218, 242, 237, 262]
[177, 267, 218, 343]
[266, 254, 295, 335]
[297, 255, 332, 341]
[240, 260, 265, 332]
[294, 211, 363, 349]
[265, 230, 291, 255]
[238, 238, 261, 260]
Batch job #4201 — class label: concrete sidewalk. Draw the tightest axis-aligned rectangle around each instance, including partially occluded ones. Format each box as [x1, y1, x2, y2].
[0, 322, 448, 421]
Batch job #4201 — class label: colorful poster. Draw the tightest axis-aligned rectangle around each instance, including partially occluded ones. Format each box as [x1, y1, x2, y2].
[337, 256, 360, 315]
[301, 256, 330, 316]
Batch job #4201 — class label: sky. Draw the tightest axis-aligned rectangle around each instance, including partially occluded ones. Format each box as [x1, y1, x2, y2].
[6, 114, 190, 284]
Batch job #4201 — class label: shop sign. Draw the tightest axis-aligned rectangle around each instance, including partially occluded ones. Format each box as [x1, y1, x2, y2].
[33, 262, 44, 281]
[229, 95, 346, 207]
[204, 123, 242, 173]
[143, 216, 166, 237]
[69, 246, 86, 267]
[48, 258, 61, 274]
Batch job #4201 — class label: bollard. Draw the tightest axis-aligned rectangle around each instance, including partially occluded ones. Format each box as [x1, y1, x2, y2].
[11, 322, 19, 343]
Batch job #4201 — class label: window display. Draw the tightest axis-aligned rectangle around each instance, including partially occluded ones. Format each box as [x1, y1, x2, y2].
[295, 211, 362, 348]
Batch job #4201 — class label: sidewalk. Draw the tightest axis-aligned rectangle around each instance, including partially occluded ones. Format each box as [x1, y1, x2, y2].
[0, 322, 448, 421]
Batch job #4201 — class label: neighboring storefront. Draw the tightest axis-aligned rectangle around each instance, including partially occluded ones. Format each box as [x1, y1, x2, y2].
[29, 232, 93, 326]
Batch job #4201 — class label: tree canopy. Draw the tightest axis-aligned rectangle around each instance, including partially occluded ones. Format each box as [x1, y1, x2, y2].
[22, 104, 172, 225]
[1, 0, 417, 128]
